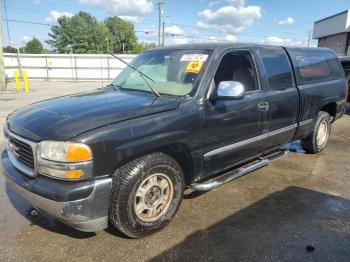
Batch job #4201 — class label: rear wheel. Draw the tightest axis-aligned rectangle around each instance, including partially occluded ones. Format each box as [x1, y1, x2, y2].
[301, 111, 331, 153]
[109, 152, 184, 238]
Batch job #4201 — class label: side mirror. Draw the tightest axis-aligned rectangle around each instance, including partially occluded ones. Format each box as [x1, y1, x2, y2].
[216, 81, 245, 100]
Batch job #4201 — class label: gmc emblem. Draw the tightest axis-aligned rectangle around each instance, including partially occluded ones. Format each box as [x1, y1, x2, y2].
[7, 140, 20, 157]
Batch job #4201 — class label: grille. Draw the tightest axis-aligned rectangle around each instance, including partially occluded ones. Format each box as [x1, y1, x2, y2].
[5, 132, 35, 169]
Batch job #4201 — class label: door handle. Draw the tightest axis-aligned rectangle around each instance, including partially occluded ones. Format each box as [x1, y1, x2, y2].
[258, 102, 270, 111]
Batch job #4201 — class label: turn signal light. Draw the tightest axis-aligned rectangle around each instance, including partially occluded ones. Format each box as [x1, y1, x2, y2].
[39, 166, 84, 180]
[66, 144, 92, 162]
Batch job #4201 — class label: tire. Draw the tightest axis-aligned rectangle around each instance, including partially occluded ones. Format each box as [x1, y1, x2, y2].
[301, 111, 331, 154]
[109, 152, 185, 238]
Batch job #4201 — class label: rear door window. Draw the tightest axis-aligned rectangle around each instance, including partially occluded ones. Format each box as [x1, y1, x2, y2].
[288, 50, 343, 84]
[259, 47, 294, 90]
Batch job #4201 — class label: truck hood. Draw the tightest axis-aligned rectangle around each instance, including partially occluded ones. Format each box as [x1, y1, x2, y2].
[6, 88, 179, 141]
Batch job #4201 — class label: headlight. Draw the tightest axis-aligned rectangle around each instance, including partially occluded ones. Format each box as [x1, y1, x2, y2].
[37, 141, 93, 180]
[39, 141, 92, 163]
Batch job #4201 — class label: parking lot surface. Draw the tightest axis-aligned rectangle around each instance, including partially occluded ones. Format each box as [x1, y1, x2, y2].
[1, 81, 350, 262]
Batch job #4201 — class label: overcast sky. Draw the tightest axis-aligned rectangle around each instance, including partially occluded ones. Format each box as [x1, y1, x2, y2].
[2, 0, 350, 49]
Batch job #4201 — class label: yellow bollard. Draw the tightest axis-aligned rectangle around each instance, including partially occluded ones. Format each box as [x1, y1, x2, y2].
[23, 70, 30, 92]
[14, 71, 20, 91]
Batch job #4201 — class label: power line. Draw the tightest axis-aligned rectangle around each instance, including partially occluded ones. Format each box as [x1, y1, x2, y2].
[1, 18, 309, 47]
[2, 7, 310, 44]
[1, 18, 160, 35]
[2, 18, 55, 26]
[164, 19, 316, 40]
[3, 0, 11, 44]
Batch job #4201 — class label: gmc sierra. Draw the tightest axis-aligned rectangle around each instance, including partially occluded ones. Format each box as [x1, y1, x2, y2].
[1, 43, 346, 238]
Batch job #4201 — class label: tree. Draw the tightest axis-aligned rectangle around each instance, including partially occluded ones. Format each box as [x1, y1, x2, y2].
[3, 45, 18, 53]
[131, 42, 157, 53]
[25, 38, 43, 54]
[46, 12, 154, 54]
[46, 12, 111, 54]
[104, 16, 138, 53]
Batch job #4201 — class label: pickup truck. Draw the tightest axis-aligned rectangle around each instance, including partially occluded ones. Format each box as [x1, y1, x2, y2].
[1, 43, 346, 238]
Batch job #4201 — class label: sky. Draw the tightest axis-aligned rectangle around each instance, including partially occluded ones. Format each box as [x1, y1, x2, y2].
[1, 0, 350, 49]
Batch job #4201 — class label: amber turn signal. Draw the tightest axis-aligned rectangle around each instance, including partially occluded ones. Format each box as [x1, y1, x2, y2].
[64, 170, 84, 179]
[66, 144, 92, 162]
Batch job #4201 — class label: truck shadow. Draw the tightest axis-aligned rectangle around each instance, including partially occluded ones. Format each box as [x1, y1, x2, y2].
[151, 186, 350, 262]
[5, 182, 96, 239]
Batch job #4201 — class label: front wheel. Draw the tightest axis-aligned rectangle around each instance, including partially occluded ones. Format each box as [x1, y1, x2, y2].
[109, 152, 184, 238]
[301, 111, 331, 153]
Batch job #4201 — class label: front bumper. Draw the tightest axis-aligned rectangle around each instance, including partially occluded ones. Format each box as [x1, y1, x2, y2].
[1, 150, 112, 232]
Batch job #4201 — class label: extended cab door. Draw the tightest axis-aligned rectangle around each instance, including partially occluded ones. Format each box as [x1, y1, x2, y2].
[257, 47, 299, 150]
[201, 50, 269, 176]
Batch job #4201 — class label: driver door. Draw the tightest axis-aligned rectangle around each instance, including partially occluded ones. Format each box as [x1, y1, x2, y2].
[200, 50, 269, 176]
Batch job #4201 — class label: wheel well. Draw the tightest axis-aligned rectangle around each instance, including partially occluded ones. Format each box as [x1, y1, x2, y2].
[114, 143, 194, 186]
[159, 143, 194, 185]
[320, 102, 337, 119]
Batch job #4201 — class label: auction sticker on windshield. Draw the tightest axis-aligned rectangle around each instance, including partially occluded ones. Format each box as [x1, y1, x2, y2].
[180, 54, 208, 62]
[185, 61, 204, 74]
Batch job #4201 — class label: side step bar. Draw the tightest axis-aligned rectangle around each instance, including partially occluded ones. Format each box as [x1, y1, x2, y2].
[190, 150, 288, 191]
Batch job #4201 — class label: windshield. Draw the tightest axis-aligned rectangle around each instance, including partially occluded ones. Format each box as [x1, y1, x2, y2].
[112, 49, 212, 96]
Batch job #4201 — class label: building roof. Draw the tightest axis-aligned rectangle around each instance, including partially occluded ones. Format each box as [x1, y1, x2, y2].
[313, 10, 350, 39]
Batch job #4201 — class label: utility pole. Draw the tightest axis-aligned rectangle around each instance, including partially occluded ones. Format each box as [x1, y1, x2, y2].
[162, 21, 165, 46]
[157, 0, 163, 47]
[0, 0, 6, 91]
[162, 16, 169, 47]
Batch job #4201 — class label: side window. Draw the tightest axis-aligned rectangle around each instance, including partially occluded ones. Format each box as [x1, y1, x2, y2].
[259, 47, 293, 90]
[289, 50, 343, 84]
[214, 52, 258, 92]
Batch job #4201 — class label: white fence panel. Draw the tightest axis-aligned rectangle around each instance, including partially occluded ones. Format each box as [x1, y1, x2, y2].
[4, 53, 137, 82]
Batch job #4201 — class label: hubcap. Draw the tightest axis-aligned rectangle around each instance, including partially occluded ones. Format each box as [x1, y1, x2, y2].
[134, 173, 174, 222]
[316, 120, 328, 148]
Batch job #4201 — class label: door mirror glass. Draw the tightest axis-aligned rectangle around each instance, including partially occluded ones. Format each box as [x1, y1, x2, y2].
[216, 81, 245, 100]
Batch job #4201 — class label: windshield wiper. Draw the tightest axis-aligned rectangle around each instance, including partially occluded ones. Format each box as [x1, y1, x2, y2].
[105, 51, 161, 97]
[106, 83, 122, 91]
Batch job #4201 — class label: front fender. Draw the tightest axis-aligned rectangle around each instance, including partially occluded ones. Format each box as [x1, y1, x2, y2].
[115, 130, 191, 162]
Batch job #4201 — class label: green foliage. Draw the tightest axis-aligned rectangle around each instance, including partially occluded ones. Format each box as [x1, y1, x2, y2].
[25, 38, 43, 54]
[104, 16, 137, 52]
[131, 42, 157, 53]
[47, 12, 112, 54]
[3, 45, 18, 53]
[46, 12, 157, 54]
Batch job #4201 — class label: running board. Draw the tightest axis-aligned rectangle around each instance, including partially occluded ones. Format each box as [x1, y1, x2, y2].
[262, 150, 288, 162]
[190, 150, 288, 191]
